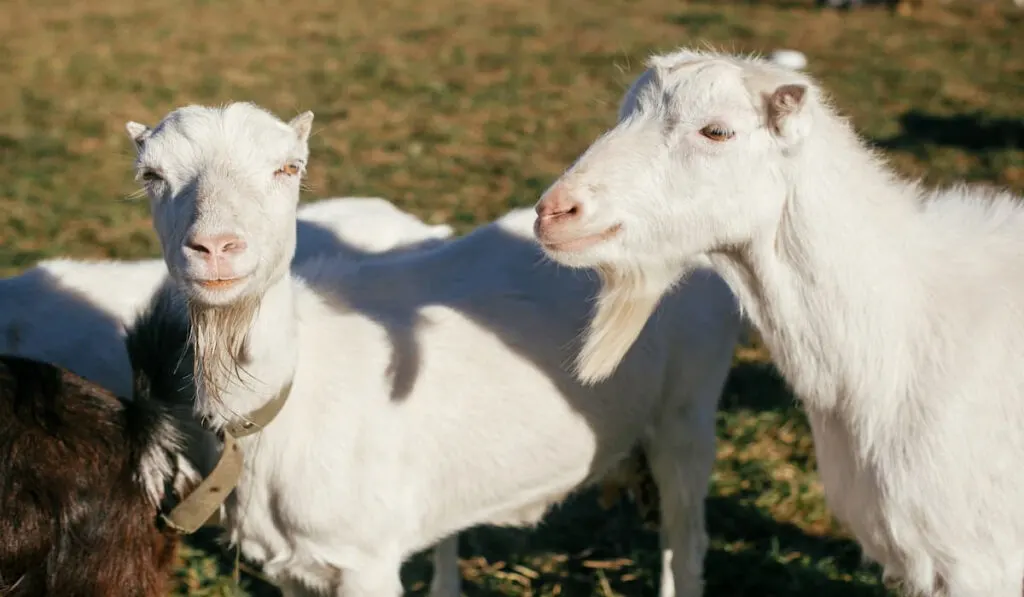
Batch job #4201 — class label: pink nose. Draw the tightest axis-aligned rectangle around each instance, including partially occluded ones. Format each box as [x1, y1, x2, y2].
[535, 184, 582, 223]
[185, 233, 247, 260]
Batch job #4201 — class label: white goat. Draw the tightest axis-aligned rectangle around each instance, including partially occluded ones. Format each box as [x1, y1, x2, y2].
[533, 48, 1024, 597]
[0, 197, 452, 398]
[124, 102, 742, 597]
[292, 196, 452, 261]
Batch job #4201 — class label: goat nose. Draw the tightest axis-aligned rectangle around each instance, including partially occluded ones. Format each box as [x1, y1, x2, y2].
[186, 233, 247, 258]
[535, 184, 582, 222]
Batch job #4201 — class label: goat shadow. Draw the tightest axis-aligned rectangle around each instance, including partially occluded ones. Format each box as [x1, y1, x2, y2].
[721, 348, 797, 414]
[0, 267, 145, 397]
[872, 110, 1023, 154]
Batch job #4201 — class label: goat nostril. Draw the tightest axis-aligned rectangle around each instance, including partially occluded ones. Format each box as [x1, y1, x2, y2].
[551, 202, 581, 221]
[187, 241, 212, 255]
[537, 199, 582, 221]
[223, 239, 247, 254]
[186, 235, 245, 256]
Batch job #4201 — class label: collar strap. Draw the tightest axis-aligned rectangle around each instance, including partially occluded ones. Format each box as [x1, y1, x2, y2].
[225, 379, 293, 438]
[159, 380, 293, 534]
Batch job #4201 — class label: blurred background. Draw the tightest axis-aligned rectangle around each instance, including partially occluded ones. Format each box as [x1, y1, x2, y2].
[1, 0, 1020, 595]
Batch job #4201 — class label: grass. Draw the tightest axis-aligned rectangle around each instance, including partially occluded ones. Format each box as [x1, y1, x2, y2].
[1, 0, 1021, 594]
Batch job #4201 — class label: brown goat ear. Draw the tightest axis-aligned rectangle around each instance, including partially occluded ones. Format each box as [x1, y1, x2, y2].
[763, 84, 811, 143]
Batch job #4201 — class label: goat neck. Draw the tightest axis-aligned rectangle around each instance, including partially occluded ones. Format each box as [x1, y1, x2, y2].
[707, 115, 927, 421]
[191, 273, 298, 433]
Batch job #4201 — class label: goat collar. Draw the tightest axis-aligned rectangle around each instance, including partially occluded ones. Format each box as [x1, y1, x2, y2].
[159, 379, 294, 534]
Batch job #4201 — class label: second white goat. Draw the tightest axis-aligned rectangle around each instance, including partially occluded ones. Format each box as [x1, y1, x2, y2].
[534, 48, 1024, 597]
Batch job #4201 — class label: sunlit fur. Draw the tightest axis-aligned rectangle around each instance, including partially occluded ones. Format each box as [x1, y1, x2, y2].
[129, 102, 742, 597]
[535, 48, 1024, 596]
[0, 197, 453, 399]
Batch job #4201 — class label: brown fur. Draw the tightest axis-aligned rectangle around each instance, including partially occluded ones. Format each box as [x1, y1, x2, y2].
[0, 356, 183, 597]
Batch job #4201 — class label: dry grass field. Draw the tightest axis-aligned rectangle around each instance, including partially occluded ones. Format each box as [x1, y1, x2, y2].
[1, 0, 1021, 595]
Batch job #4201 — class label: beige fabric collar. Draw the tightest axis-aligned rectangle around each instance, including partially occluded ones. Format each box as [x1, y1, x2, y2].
[159, 380, 293, 534]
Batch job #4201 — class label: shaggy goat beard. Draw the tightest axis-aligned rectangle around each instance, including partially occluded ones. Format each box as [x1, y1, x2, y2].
[574, 261, 681, 386]
[186, 295, 261, 425]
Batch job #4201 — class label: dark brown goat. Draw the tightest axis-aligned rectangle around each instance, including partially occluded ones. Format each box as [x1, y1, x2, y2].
[0, 289, 199, 597]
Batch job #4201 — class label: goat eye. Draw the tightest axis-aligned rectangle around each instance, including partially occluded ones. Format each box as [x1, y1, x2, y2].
[140, 169, 164, 183]
[275, 163, 301, 177]
[700, 125, 734, 142]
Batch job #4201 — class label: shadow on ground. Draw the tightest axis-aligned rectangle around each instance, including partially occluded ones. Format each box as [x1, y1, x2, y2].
[182, 488, 885, 596]
[720, 356, 795, 415]
[874, 110, 1023, 154]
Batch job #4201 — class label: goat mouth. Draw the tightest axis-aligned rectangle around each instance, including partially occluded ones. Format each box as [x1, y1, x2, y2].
[540, 224, 622, 253]
[193, 277, 246, 290]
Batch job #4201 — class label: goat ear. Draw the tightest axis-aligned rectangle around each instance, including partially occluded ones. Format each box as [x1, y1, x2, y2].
[289, 111, 315, 144]
[763, 83, 810, 143]
[125, 121, 152, 152]
[618, 68, 658, 122]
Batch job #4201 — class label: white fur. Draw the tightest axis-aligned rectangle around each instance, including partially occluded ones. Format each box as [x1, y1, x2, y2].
[128, 102, 742, 597]
[534, 48, 1024, 597]
[0, 197, 453, 398]
[293, 197, 453, 260]
[768, 49, 807, 70]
